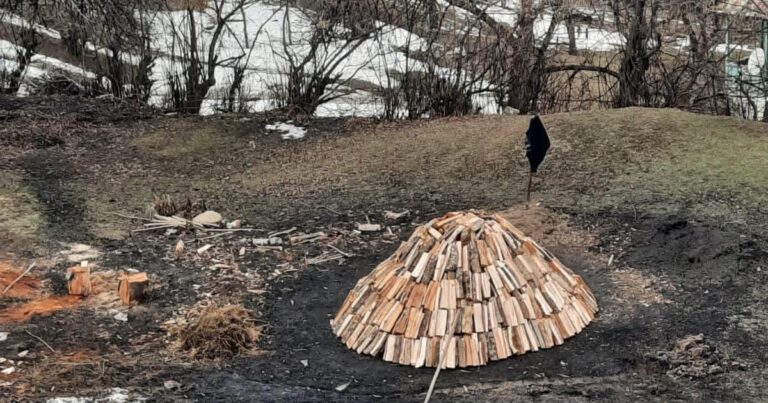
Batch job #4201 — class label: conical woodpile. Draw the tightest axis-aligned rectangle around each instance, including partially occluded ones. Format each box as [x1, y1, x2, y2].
[331, 211, 598, 368]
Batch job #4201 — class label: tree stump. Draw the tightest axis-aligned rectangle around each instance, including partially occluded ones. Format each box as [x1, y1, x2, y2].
[118, 272, 148, 306]
[67, 266, 92, 296]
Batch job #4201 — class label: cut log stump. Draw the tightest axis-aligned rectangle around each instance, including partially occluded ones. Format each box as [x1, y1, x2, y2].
[67, 266, 92, 296]
[118, 272, 149, 306]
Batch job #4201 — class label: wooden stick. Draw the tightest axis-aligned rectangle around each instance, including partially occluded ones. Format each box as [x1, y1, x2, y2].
[425, 318, 458, 403]
[25, 330, 56, 354]
[132, 225, 176, 233]
[327, 244, 353, 257]
[526, 171, 533, 207]
[2, 261, 36, 295]
[268, 227, 297, 237]
[426, 337, 454, 401]
[109, 212, 153, 222]
[203, 228, 261, 232]
[197, 231, 236, 241]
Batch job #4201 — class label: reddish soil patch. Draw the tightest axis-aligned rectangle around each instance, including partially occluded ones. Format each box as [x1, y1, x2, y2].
[0, 261, 80, 323]
[0, 262, 42, 299]
[56, 350, 98, 364]
[0, 295, 82, 323]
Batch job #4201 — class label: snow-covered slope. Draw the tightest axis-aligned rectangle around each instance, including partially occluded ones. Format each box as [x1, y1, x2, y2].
[0, 39, 96, 95]
[1, 1, 618, 117]
[144, 3, 437, 116]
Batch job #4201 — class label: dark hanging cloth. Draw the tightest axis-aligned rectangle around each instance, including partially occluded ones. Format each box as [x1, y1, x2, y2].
[525, 115, 550, 173]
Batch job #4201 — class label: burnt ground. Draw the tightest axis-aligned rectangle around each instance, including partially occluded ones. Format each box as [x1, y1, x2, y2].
[1, 98, 768, 401]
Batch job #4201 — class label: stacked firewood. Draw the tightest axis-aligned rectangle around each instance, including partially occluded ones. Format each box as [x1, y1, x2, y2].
[331, 211, 598, 368]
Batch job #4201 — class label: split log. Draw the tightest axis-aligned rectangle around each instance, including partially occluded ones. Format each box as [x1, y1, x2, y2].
[67, 266, 92, 296]
[118, 272, 149, 306]
[330, 211, 598, 368]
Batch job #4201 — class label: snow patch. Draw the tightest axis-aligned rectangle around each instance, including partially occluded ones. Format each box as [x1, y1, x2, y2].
[0, 12, 62, 40]
[747, 49, 766, 77]
[485, 4, 624, 51]
[266, 122, 307, 140]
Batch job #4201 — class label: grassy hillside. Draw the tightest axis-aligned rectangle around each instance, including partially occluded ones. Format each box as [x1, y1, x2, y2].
[138, 107, 768, 227]
[2, 107, 767, 247]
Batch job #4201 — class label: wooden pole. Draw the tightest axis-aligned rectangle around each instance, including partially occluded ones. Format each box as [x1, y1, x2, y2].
[424, 343, 447, 403]
[526, 171, 533, 207]
[424, 339, 447, 403]
[425, 316, 460, 403]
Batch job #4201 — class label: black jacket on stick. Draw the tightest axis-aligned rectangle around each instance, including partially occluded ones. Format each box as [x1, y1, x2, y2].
[525, 115, 550, 173]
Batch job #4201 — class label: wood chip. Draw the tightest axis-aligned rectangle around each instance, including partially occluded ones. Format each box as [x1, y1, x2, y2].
[196, 244, 213, 255]
[357, 223, 382, 232]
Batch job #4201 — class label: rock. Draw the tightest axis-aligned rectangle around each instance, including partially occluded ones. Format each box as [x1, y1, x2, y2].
[335, 382, 350, 392]
[113, 312, 128, 322]
[0, 333, 7, 342]
[17, 351, 28, 358]
[164, 380, 182, 390]
[192, 211, 223, 226]
[1, 367, 15, 375]
[300, 360, 308, 367]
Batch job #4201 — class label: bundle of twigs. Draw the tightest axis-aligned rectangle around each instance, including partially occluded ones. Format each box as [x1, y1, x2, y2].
[170, 304, 261, 360]
[113, 212, 259, 236]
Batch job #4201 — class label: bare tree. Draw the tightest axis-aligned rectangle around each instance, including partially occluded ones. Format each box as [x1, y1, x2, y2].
[269, 2, 382, 115]
[0, 1, 43, 94]
[165, 0, 258, 113]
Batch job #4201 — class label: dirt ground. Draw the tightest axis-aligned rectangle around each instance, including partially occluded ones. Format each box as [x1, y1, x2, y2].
[1, 96, 767, 402]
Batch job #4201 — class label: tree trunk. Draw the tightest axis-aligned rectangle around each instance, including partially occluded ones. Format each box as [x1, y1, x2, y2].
[615, 0, 651, 108]
[181, 9, 211, 114]
[425, 0, 440, 32]
[565, 16, 577, 55]
[507, 0, 537, 113]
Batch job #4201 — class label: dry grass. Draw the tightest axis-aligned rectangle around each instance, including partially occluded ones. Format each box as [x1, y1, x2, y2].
[0, 172, 41, 247]
[9, 107, 767, 248]
[124, 107, 768, 231]
[168, 303, 261, 360]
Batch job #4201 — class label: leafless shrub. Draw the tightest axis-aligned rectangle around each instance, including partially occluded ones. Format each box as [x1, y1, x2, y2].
[268, 3, 381, 116]
[0, 4, 43, 94]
